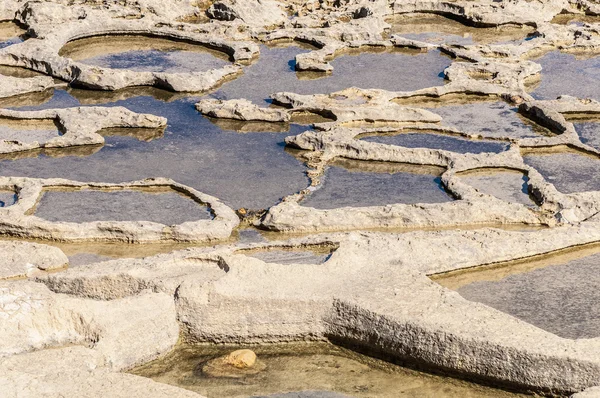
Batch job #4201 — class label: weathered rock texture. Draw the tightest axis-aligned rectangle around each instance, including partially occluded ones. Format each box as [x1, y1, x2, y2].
[3, 0, 600, 397]
[0, 106, 166, 156]
[0, 240, 68, 280]
[22, 223, 600, 395]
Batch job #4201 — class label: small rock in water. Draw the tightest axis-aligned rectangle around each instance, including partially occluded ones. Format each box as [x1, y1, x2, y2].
[201, 349, 265, 378]
[225, 349, 256, 369]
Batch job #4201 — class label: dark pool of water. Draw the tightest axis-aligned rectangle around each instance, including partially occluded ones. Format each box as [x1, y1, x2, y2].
[360, 132, 508, 154]
[523, 151, 600, 193]
[551, 14, 600, 26]
[300, 159, 451, 209]
[386, 13, 533, 46]
[208, 45, 452, 105]
[0, 117, 60, 143]
[34, 189, 213, 224]
[242, 246, 334, 265]
[59, 35, 232, 73]
[0, 43, 458, 210]
[574, 122, 600, 151]
[2, 89, 310, 211]
[532, 51, 600, 101]
[0, 190, 17, 207]
[458, 250, 600, 339]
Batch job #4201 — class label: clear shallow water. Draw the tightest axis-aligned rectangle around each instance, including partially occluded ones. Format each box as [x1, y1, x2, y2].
[551, 14, 600, 26]
[241, 246, 335, 265]
[574, 122, 600, 150]
[0, 22, 24, 49]
[208, 44, 452, 105]
[45, 227, 269, 267]
[301, 159, 451, 209]
[456, 249, 600, 339]
[34, 188, 213, 224]
[59, 35, 232, 73]
[386, 13, 533, 45]
[458, 169, 535, 206]
[130, 342, 523, 398]
[0, 43, 456, 210]
[427, 101, 552, 139]
[532, 51, 600, 101]
[1, 89, 310, 211]
[523, 151, 600, 193]
[0, 190, 17, 207]
[0, 117, 60, 143]
[360, 132, 507, 154]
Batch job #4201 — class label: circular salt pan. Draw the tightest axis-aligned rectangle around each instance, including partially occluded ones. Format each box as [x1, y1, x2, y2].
[59, 35, 232, 73]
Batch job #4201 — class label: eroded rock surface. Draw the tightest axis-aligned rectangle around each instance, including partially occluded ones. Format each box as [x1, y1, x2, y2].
[3, 0, 600, 397]
[0, 240, 67, 280]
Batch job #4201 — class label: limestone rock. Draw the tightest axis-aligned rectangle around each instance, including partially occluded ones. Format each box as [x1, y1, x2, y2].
[0, 75, 55, 101]
[0, 240, 68, 280]
[208, 0, 288, 27]
[196, 98, 291, 122]
[573, 387, 600, 398]
[225, 349, 257, 368]
[0, 282, 179, 370]
[0, 346, 206, 398]
[202, 348, 265, 377]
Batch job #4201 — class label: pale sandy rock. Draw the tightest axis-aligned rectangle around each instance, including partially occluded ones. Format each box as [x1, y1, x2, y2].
[573, 387, 600, 398]
[0, 346, 205, 398]
[0, 74, 55, 100]
[0, 241, 67, 280]
[226, 349, 257, 368]
[196, 98, 291, 122]
[16, 1, 87, 29]
[271, 88, 442, 126]
[390, 0, 567, 26]
[208, 0, 288, 27]
[27, 223, 600, 393]
[202, 348, 266, 377]
[0, 106, 166, 156]
[1, 2, 259, 92]
[39, 250, 229, 300]
[0, 281, 179, 370]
